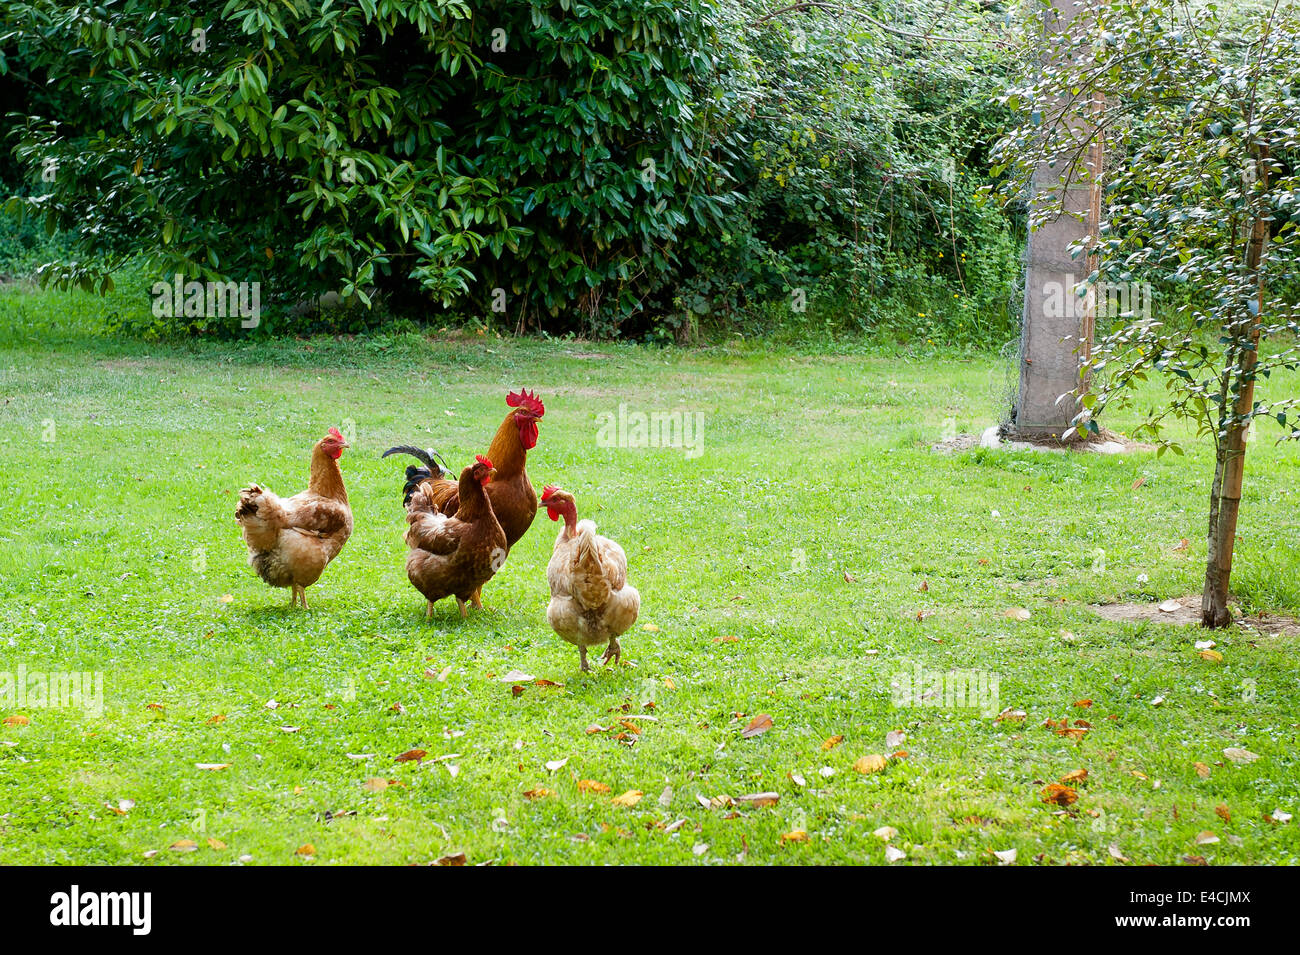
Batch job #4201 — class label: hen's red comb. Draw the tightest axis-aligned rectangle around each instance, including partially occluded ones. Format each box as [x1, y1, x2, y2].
[327, 427, 344, 441]
[541, 485, 558, 502]
[506, 388, 545, 417]
[475, 454, 494, 470]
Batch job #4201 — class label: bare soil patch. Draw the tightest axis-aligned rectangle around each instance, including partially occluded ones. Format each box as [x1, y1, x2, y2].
[1091, 594, 1300, 637]
[933, 425, 1154, 455]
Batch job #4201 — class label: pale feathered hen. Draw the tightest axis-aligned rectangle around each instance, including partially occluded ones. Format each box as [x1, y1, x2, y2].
[235, 427, 353, 608]
[542, 487, 640, 671]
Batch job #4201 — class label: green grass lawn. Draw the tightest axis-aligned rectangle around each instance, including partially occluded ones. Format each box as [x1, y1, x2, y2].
[2, 287, 1298, 865]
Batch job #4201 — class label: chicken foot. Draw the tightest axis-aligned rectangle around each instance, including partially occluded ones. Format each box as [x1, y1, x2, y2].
[601, 638, 622, 667]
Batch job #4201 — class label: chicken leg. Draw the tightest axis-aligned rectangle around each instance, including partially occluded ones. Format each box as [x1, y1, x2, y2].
[579, 646, 590, 673]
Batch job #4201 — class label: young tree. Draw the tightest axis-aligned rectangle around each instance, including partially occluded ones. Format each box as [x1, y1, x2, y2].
[993, 0, 1300, 627]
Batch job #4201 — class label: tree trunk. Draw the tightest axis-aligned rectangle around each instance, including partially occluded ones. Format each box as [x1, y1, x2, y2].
[1012, 0, 1104, 439]
[1201, 151, 1270, 628]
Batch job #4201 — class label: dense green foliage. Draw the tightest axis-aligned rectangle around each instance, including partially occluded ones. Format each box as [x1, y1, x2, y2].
[682, 1, 1020, 342]
[1, 1, 1020, 341]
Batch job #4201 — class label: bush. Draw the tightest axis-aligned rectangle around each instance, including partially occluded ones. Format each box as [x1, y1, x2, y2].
[2, 1, 1020, 342]
[2, 0, 731, 336]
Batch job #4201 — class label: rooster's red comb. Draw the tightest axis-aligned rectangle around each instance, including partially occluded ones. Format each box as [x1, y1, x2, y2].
[541, 485, 558, 502]
[475, 454, 494, 470]
[327, 427, 344, 441]
[506, 388, 545, 417]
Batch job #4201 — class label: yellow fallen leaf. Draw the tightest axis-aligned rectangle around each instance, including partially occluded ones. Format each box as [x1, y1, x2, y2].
[611, 790, 643, 808]
[207, 838, 227, 850]
[642, 624, 660, 633]
[577, 779, 611, 794]
[821, 734, 844, 750]
[363, 778, 390, 792]
[1194, 762, 1211, 778]
[523, 787, 554, 800]
[1198, 649, 1225, 663]
[853, 754, 888, 775]
[2, 715, 29, 726]
[295, 844, 316, 856]
[780, 830, 808, 844]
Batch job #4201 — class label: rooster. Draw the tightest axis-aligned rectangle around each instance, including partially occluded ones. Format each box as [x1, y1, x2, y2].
[235, 427, 353, 608]
[404, 455, 508, 619]
[541, 486, 640, 671]
[383, 388, 544, 607]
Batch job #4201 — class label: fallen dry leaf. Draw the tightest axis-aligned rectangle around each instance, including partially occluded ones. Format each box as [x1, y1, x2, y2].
[1194, 831, 1219, 845]
[169, 839, 198, 852]
[1041, 784, 1078, 807]
[996, 708, 1027, 723]
[195, 763, 229, 771]
[780, 830, 809, 844]
[1073, 699, 1093, 708]
[523, 787, 554, 800]
[872, 826, 898, 841]
[363, 778, 390, 792]
[436, 852, 467, 865]
[577, 779, 611, 795]
[1194, 761, 1211, 778]
[1060, 769, 1088, 785]
[545, 758, 569, 772]
[1158, 599, 1183, 613]
[1223, 747, 1260, 765]
[1215, 804, 1231, 823]
[741, 714, 773, 739]
[611, 790, 643, 808]
[885, 730, 907, 749]
[993, 848, 1017, 866]
[884, 845, 906, 863]
[736, 792, 780, 808]
[642, 624, 660, 633]
[822, 734, 844, 750]
[395, 749, 427, 763]
[1198, 649, 1225, 663]
[1004, 607, 1031, 621]
[3, 715, 30, 727]
[1108, 845, 1129, 862]
[207, 838, 227, 850]
[853, 754, 888, 775]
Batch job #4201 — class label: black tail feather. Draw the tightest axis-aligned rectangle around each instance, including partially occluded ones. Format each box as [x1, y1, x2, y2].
[383, 445, 450, 505]
[402, 465, 432, 506]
